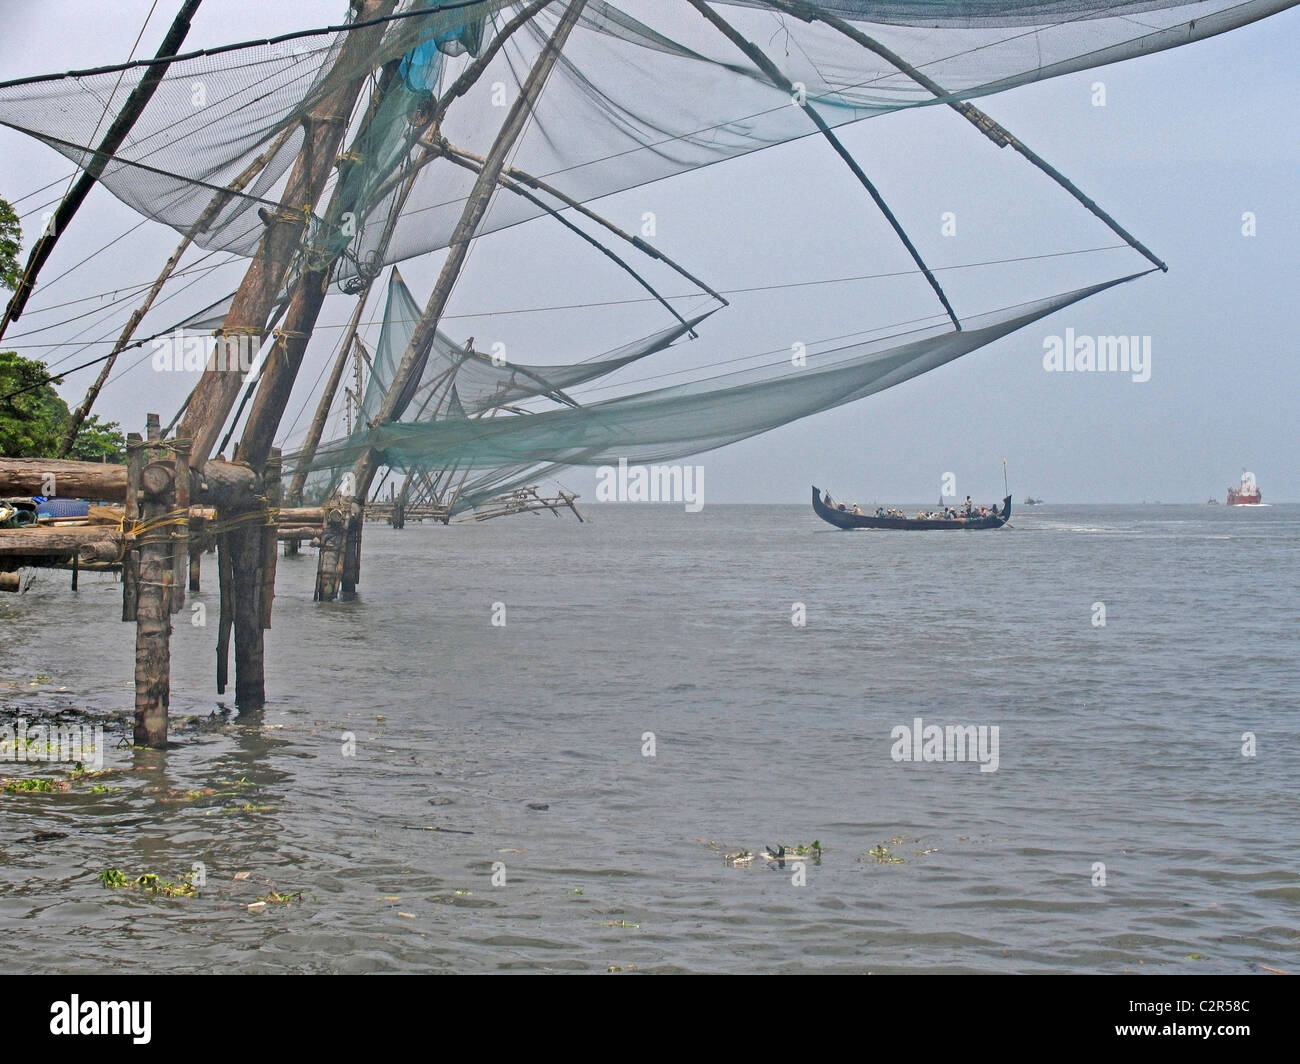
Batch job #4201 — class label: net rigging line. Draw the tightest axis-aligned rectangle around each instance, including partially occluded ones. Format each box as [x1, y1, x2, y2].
[2, 244, 235, 343]
[9, 240, 1125, 355]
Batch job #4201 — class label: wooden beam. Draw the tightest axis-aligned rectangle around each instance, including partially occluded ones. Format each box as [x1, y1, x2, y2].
[0, 456, 260, 507]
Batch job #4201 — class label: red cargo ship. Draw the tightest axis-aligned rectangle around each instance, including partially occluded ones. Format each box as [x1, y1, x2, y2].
[1227, 471, 1263, 506]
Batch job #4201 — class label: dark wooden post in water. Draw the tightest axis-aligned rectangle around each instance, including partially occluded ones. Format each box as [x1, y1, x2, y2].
[129, 415, 175, 747]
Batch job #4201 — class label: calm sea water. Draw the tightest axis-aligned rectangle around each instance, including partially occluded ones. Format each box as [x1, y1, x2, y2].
[1, 503, 1297, 974]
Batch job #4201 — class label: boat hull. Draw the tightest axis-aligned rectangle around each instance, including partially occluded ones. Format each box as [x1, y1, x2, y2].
[812, 487, 1011, 530]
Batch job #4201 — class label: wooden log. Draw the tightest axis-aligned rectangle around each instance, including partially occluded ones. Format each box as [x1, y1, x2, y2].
[0, 526, 123, 561]
[278, 506, 324, 524]
[230, 520, 265, 707]
[0, 572, 21, 592]
[178, 0, 400, 469]
[189, 549, 201, 593]
[0, 456, 260, 508]
[0, 458, 128, 501]
[339, 513, 362, 600]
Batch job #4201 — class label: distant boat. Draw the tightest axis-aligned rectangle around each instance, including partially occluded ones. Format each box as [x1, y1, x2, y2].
[1227, 471, 1264, 506]
[1024, 496, 1043, 505]
[812, 487, 1011, 530]
[1207, 497, 1219, 505]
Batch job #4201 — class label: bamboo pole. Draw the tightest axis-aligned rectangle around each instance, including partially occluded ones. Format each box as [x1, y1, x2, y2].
[1, 0, 204, 338]
[431, 139, 727, 306]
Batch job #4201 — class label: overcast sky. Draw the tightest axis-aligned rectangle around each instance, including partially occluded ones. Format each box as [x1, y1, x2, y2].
[1, 2, 1296, 504]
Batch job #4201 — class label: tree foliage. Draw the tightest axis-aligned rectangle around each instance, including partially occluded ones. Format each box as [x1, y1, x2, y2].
[0, 350, 126, 463]
[0, 196, 21, 294]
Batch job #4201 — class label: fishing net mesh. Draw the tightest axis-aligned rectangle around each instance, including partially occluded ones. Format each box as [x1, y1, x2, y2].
[1, 1, 1290, 272]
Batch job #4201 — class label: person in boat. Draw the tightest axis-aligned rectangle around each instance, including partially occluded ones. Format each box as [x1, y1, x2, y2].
[964, 495, 973, 515]
[851, 504, 862, 515]
[876, 507, 885, 518]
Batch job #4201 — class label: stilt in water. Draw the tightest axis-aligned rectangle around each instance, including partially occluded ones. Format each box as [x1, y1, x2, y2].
[128, 415, 174, 747]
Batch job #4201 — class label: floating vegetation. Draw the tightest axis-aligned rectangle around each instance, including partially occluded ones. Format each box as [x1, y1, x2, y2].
[259, 890, 304, 905]
[2, 776, 69, 794]
[99, 868, 198, 898]
[864, 845, 906, 865]
[607, 965, 637, 973]
[603, 920, 639, 929]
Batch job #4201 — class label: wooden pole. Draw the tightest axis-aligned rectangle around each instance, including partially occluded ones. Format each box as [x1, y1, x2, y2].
[170, 439, 190, 613]
[130, 417, 174, 747]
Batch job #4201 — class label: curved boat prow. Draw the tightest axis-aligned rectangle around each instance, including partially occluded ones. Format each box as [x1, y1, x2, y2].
[1001, 495, 1012, 523]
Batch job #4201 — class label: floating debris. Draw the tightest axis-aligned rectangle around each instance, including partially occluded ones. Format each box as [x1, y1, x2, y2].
[99, 868, 198, 897]
[2, 777, 70, 794]
[258, 890, 304, 905]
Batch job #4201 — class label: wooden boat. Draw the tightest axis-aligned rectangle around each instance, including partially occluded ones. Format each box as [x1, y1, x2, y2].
[812, 486, 1011, 530]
